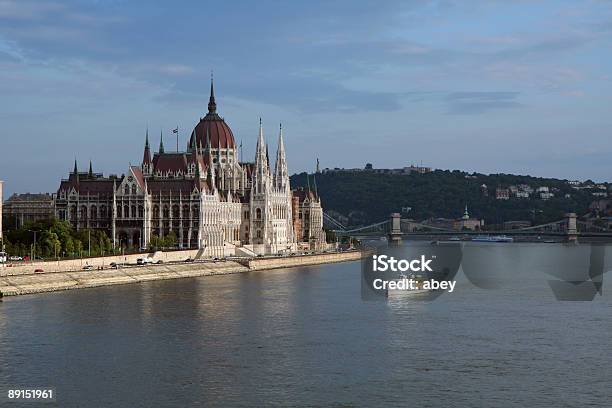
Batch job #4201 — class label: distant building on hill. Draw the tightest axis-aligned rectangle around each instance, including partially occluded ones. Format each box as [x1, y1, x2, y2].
[323, 163, 433, 175]
[453, 205, 483, 231]
[495, 187, 510, 200]
[423, 205, 483, 231]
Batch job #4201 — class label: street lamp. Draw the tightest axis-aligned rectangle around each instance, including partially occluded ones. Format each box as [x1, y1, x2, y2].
[27, 230, 38, 263]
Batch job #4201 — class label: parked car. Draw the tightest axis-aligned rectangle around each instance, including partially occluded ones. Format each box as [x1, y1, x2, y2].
[184, 257, 194, 263]
[34, 268, 44, 273]
[137, 257, 153, 265]
[110, 262, 119, 269]
[82, 265, 94, 270]
[8, 255, 22, 261]
[156, 260, 164, 264]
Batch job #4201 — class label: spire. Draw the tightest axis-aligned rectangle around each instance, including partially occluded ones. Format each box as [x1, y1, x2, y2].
[88, 160, 93, 177]
[208, 71, 217, 114]
[313, 173, 318, 197]
[463, 204, 470, 220]
[253, 118, 269, 195]
[143, 129, 152, 166]
[73, 159, 79, 184]
[159, 131, 165, 154]
[274, 122, 289, 190]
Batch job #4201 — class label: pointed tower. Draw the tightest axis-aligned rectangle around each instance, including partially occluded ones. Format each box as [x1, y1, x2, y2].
[253, 118, 270, 195]
[88, 160, 93, 178]
[73, 159, 79, 184]
[142, 129, 152, 176]
[208, 72, 217, 114]
[462, 204, 470, 220]
[159, 131, 165, 154]
[274, 123, 289, 191]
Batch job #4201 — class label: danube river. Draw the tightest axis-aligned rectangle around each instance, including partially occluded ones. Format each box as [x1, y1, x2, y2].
[1, 246, 612, 407]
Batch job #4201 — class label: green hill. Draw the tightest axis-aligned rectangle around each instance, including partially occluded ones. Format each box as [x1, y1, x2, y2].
[290, 170, 604, 228]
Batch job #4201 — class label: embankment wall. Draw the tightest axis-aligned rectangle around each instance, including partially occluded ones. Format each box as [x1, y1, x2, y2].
[0, 250, 366, 297]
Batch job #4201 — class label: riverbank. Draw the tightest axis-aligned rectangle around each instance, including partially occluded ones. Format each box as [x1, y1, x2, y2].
[0, 250, 366, 297]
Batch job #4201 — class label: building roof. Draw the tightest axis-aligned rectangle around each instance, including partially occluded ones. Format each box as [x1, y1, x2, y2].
[188, 79, 236, 149]
[58, 177, 116, 197]
[130, 166, 145, 189]
[6, 193, 53, 202]
[152, 153, 189, 174]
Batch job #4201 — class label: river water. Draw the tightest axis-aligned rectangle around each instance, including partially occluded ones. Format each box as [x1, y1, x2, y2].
[1, 245, 612, 407]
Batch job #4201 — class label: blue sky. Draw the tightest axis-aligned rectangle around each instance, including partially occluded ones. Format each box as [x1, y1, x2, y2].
[1, 0, 612, 197]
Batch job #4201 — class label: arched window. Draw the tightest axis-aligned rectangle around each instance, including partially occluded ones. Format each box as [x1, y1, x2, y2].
[124, 205, 129, 218]
[80, 206, 88, 219]
[256, 208, 262, 219]
[163, 206, 169, 218]
[153, 205, 159, 218]
[124, 185, 129, 195]
[138, 206, 144, 218]
[131, 185, 137, 195]
[256, 229, 262, 238]
[90, 205, 97, 219]
[100, 206, 107, 218]
[131, 205, 136, 218]
[172, 205, 180, 218]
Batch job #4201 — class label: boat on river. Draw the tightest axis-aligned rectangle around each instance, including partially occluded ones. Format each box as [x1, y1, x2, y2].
[471, 235, 514, 243]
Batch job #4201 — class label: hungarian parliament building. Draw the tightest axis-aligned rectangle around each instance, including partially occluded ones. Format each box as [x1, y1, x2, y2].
[53, 81, 326, 256]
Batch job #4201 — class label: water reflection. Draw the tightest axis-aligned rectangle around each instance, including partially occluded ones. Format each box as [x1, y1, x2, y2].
[1, 255, 612, 407]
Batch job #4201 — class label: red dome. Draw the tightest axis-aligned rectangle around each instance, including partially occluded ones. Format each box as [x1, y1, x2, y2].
[190, 115, 236, 149]
[188, 79, 236, 150]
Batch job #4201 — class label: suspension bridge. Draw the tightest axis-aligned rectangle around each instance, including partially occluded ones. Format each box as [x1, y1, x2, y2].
[323, 212, 612, 243]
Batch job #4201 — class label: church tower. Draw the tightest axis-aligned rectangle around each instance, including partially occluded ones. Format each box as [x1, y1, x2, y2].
[250, 119, 272, 246]
[142, 129, 152, 176]
[274, 124, 289, 191]
[252, 119, 271, 195]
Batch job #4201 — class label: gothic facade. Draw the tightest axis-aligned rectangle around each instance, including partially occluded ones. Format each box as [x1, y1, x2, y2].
[53, 81, 326, 256]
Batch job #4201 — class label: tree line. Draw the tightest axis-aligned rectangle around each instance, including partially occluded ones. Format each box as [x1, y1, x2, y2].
[0, 219, 178, 259]
[290, 170, 601, 228]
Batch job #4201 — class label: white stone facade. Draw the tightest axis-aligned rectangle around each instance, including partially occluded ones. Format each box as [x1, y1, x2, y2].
[54, 82, 325, 256]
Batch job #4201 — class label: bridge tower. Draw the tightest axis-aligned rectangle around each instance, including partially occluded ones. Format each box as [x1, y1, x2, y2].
[388, 213, 402, 246]
[565, 212, 578, 243]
